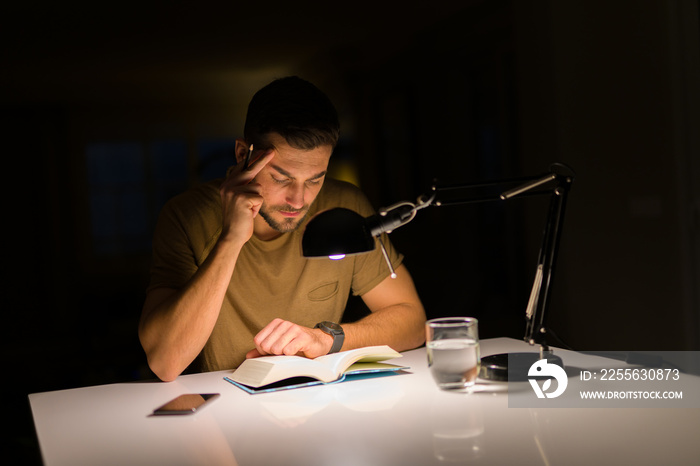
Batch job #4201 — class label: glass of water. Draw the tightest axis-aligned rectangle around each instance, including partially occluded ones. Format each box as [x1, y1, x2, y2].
[426, 317, 480, 391]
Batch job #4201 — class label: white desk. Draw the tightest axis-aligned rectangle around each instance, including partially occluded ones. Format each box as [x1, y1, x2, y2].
[29, 338, 700, 465]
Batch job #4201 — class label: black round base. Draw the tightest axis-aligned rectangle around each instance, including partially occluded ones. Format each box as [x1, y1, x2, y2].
[479, 352, 564, 382]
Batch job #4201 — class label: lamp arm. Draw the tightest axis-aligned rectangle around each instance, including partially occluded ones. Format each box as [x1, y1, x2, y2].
[365, 166, 570, 235]
[524, 182, 571, 348]
[428, 164, 574, 207]
[365, 191, 435, 237]
[410, 164, 574, 349]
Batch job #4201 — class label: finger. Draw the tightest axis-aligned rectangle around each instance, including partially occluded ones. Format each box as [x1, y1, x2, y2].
[257, 320, 308, 356]
[281, 338, 305, 356]
[244, 149, 275, 176]
[235, 188, 265, 219]
[245, 348, 263, 359]
[219, 182, 263, 215]
[263, 321, 299, 355]
[271, 326, 317, 357]
[253, 318, 283, 346]
[253, 318, 288, 355]
[223, 149, 274, 187]
[231, 181, 263, 198]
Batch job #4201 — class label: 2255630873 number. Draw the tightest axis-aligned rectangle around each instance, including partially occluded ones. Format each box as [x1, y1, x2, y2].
[599, 368, 680, 381]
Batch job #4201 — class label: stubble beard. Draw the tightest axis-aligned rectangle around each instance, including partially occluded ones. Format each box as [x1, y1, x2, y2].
[258, 204, 311, 233]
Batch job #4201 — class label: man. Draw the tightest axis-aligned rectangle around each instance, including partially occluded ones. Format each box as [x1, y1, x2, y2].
[139, 76, 425, 382]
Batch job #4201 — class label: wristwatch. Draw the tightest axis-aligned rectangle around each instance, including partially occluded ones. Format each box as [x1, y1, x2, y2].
[314, 321, 345, 354]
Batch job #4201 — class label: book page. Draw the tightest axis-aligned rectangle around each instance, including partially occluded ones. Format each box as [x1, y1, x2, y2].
[230, 356, 337, 387]
[315, 345, 401, 376]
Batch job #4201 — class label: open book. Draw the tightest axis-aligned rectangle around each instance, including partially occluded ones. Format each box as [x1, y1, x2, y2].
[224, 345, 406, 394]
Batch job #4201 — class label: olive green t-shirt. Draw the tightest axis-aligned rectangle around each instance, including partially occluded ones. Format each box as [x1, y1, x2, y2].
[147, 177, 403, 372]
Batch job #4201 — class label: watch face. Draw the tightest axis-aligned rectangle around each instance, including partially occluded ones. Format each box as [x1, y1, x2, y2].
[324, 322, 342, 332]
[318, 321, 342, 334]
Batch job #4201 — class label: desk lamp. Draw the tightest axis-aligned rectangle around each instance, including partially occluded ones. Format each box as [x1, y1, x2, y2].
[302, 163, 575, 381]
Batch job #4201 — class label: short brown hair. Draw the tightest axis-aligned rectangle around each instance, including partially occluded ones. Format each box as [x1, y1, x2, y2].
[244, 76, 340, 151]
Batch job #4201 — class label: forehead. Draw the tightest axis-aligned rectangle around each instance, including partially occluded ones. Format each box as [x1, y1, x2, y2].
[266, 134, 332, 176]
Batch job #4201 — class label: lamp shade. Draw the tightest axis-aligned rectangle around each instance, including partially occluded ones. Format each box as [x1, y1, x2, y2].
[302, 208, 375, 257]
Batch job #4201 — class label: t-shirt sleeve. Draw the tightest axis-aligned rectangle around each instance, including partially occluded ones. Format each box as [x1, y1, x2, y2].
[351, 231, 404, 296]
[344, 187, 404, 296]
[147, 197, 200, 292]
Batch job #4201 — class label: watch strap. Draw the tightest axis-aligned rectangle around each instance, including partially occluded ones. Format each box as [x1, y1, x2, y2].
[314, 321, 345, 354]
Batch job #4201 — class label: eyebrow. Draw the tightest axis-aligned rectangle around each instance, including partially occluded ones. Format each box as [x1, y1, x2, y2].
[270, 164, 327, 181]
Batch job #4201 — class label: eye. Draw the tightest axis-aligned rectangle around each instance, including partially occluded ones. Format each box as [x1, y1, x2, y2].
[271, 176, 290, 185]
[305, 179, 322, 186]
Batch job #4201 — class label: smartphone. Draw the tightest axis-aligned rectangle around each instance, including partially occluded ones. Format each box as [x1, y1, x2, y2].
[152, 393, 220, 416]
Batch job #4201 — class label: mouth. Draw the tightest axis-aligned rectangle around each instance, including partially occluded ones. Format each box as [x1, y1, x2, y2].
[278, 209, 305, 218]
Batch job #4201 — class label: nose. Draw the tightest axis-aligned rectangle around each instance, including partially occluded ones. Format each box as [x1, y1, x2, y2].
[285, 182, 305, 209]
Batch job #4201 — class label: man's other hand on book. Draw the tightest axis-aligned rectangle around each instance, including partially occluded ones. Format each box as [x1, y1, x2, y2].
[245, 318, 333, 359]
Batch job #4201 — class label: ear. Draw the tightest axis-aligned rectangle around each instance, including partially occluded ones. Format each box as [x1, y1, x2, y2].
[234, 139, 250, 164]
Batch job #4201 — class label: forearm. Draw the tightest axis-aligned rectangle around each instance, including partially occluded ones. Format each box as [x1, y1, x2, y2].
[343, 265, 427, 352]
[342, 301, 426, 352]
[141, 150, 274, 380]
[139, 238, 243, 381]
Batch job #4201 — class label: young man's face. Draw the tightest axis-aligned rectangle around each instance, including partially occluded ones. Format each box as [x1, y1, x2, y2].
[237, 133, 332, 238]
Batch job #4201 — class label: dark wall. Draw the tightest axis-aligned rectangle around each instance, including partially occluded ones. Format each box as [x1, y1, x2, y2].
[511, 0, 699, 352]
[3, 1, 699, 462]
[323, 0, 700, 353]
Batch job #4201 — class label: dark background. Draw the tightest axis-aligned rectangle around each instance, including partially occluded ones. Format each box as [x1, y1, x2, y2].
[3, 1, 698, 463]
